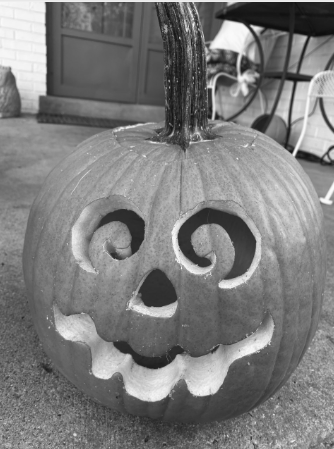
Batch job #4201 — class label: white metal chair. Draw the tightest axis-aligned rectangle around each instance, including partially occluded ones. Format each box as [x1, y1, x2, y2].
[292, 71, 334, 158]
[320, 181, 334, 205]
[207, 49, 266, 121]
[292, 70, 334, 206]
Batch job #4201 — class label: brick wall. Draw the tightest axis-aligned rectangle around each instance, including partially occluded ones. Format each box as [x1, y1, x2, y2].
[215, 33, 334, 158]
[0, 1, 46, 114]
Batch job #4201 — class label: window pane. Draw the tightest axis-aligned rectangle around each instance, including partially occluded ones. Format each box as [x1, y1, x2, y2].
[62, 3, 103, 33]
[62, 3, 135, 39]
[102, 3, 135, 38]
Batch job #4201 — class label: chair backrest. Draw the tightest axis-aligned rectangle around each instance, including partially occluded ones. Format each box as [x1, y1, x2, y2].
[308, 70, 334, 98]
[244, 29, 286, 69]
[209, 21, 263, 56]
[235, 29, 286, 79]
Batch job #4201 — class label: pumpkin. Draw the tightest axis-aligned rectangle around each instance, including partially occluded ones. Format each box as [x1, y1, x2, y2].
[22, 3, 326, 423]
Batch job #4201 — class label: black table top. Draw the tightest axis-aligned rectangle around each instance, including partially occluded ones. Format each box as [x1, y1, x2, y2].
[215, 2, 334, 37]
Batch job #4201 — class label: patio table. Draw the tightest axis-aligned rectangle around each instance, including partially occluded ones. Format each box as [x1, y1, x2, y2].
[215, 2, 334, 147]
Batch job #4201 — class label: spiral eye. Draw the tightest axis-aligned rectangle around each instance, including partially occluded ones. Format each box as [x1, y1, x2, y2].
[71, 197, 145, 273]
[190, 223, 235, 280]
[89, 221, 132, 267]
[88, 210, 145, 270]
[97, 209, 145, 256]
[177, 207, 257, 280]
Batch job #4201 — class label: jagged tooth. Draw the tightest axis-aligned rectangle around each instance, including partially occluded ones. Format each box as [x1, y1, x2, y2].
[122, 355, 185, 402]
[185, 313, 274, 396]
[54, 305, 274, 402]
[91, 341, 125, 379]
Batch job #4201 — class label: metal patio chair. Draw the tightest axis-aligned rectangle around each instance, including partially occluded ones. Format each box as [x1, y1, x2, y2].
[207, 26, 285, 121]
[292, 70, 334, 206]
[292, 71, 334, 158]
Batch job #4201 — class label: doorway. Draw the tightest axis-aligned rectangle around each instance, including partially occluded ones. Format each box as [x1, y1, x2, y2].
[46, 2, 165, 105]
[46, 3, 222, 107]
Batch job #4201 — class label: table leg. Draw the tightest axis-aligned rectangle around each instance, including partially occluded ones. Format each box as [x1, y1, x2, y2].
[285, 35, 311, 148]
[262, 2, 296, 134]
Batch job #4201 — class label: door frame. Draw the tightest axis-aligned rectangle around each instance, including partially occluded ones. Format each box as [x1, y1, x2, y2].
[136, 3, 164, 105]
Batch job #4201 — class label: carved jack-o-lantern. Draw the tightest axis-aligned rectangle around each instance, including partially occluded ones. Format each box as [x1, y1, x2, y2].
[23, 4, 326, 423]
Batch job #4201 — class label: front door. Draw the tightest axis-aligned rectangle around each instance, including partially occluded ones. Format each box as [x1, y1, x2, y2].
[47, 2, 165, 105]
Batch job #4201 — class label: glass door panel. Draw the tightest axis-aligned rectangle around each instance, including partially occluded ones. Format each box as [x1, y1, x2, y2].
[49, 2, 143, 102]
[61, 3, 135, 39]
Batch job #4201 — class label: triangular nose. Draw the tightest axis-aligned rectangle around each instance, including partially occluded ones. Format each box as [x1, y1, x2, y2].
[138, 269, 177, 308]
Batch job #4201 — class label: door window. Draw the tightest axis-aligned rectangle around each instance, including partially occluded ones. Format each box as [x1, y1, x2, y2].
[62, 2, 135, 39]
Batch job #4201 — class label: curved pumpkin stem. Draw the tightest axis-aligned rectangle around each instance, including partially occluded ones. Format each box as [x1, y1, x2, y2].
[153, 2, 217, 150]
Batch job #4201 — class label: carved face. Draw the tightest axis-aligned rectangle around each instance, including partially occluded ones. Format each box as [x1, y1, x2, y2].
[23, 122, 326, 423]
[55, 195, 274, 401]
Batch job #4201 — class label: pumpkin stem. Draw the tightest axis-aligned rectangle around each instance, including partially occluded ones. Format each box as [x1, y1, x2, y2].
[153, 2, 217, 151]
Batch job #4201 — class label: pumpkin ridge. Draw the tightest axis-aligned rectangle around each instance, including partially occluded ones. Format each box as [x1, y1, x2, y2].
[251, 210, 288, 408]
[300, 228, 326, 356]
[227, 150, 285, 407]
[255, 134, 322, 230]
[261, 197, 303, 394]
[143, 150, 180, 225]
[235, 148, 294, 393]
[249, 155, 314, 403]
[24, 157, 94, 311]
[211, 137, 245, 202]
[115, 143, 173, 201]
[263, 159, 320, 305]
[105, 149, 164, 201]
[260, 159, 324, 391]
[144, 152, 181, 232]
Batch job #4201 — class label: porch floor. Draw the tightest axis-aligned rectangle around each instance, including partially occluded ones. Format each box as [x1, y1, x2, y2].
[1, 115, 333, 449]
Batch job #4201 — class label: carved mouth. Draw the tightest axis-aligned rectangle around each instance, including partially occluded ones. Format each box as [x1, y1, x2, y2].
[54, 305, 274, 402]
[113, 341, 186, 369]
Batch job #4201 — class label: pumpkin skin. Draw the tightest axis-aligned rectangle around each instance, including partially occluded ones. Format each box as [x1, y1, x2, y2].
[22, 120, 326, 423]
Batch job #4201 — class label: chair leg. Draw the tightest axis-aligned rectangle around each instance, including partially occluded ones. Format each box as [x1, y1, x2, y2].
[320, 180, 334, 205]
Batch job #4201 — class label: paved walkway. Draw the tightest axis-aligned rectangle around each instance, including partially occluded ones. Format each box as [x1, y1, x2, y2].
[1, 115, 333, 448]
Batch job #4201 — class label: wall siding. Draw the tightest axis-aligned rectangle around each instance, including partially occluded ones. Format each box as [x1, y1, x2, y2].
[0, 1, 47, 113]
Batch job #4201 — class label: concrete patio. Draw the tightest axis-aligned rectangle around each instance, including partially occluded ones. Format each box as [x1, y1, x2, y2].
[1, 114, 333, 449]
